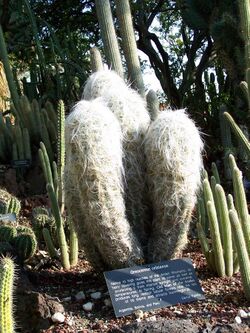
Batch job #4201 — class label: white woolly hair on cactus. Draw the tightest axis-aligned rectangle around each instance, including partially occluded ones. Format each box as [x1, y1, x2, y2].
[145, 109, 204, 262]
[83, 69, 127, 100]
[82, 69, 151, 248]
[102, 87, 151, 248]
[65, 98, 144, 269]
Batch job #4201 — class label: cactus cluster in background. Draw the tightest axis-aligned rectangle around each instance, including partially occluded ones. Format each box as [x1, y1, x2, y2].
[0, 224, 37, 262]
[0, 189, 21, 216]
[0, 256, 15, 333]
[197, 155, 250, 299]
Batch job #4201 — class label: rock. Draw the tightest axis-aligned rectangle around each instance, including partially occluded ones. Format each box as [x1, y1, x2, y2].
[90, 291, 102, 300]
[75, 291, 86, 301]
[104, 298, 112, 307]
[238, 310, 248, 319]
[15, 269, 65, 333]
[235, 316, 242, 324]
[83, 302, 94, 312]
[113, 319, 200, 333]
[51, 312, 65, 323]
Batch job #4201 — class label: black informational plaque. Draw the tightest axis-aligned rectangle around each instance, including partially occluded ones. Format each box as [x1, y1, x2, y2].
[11, 159, 31, 168]
[104, 258, 205, 317]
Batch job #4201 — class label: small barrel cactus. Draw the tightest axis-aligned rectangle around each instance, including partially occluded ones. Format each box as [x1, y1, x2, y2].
[15, 232, 37, 262]
[0, 225, 17, 243]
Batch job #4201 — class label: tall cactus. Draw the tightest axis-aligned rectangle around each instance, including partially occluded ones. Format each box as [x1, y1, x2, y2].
[0, 257, 15, 333]
[0, 25, 19, 113]
[95, 0, 124, 77]
[65, 99, 144, 269]
[145, 109, 203, 262]
[115, 0, 145, 97]
[146, 90, 160, 121]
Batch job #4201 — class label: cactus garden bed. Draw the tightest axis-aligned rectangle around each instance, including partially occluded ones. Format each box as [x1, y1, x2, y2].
[23, 238, 250, 333]
[8, 196, 248, 333]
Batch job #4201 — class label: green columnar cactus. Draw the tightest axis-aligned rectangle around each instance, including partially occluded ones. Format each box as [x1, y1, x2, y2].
[57, 100, 65, 212]
[219, 105, 234, 179]
[215, 184, 233, 276]
[224, 112, 250, 158]
[95, 0, 124, 77]
[46, 183, 70, 270]
[0, 25, 20, 113]
[146, 90, 160, 121]
[42, 228, 58, 258]
[90, 47, 104, 72]
[198, 155, 249, 277]
[229, 209, 250, 300]
[115, 0, 145, 97]
[229, 154, 250, 256]
[15, 232, 37, 262]
[69, 222, 78, 267]
[0, 257, 15, 333]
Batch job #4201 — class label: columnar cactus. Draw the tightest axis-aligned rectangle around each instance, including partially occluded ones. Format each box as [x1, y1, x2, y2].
[90, 47, 104, 73]
[145, 109, 203, 262]
[115, 0, 145, 97]
[65, 99, 144, 269]
[94, 0, 124, 77]
[198, 154, 250, 284]
[229, 209, 250, 300]
[0, 257, 15, 333]
[146, 90, 160, 121]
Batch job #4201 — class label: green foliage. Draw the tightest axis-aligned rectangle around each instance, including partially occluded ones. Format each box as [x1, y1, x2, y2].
[15, 232, 37, 262]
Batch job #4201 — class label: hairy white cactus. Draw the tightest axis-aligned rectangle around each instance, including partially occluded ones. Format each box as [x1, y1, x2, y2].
[145, 109, 204, 262]
[83, 70, 151, 248]
[65, 99, 144, 269]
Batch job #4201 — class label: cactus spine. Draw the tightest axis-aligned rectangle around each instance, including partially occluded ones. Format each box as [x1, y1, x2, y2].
[0, 257, 15, 333]
[115, 0, 145, 97]
[95, 0, 124, 77]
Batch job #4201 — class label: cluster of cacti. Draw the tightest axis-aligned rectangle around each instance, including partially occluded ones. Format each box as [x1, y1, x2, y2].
[197, 155, 250, 299]
[0, 256, 15, 333]
[0, 224, 37, 262]
[65, 69, 203, 270]
[39, 100, 78, 270]
[0, 189, 21, 216]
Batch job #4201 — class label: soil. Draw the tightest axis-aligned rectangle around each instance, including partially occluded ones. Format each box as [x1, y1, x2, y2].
[5, 195, 250, 332]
